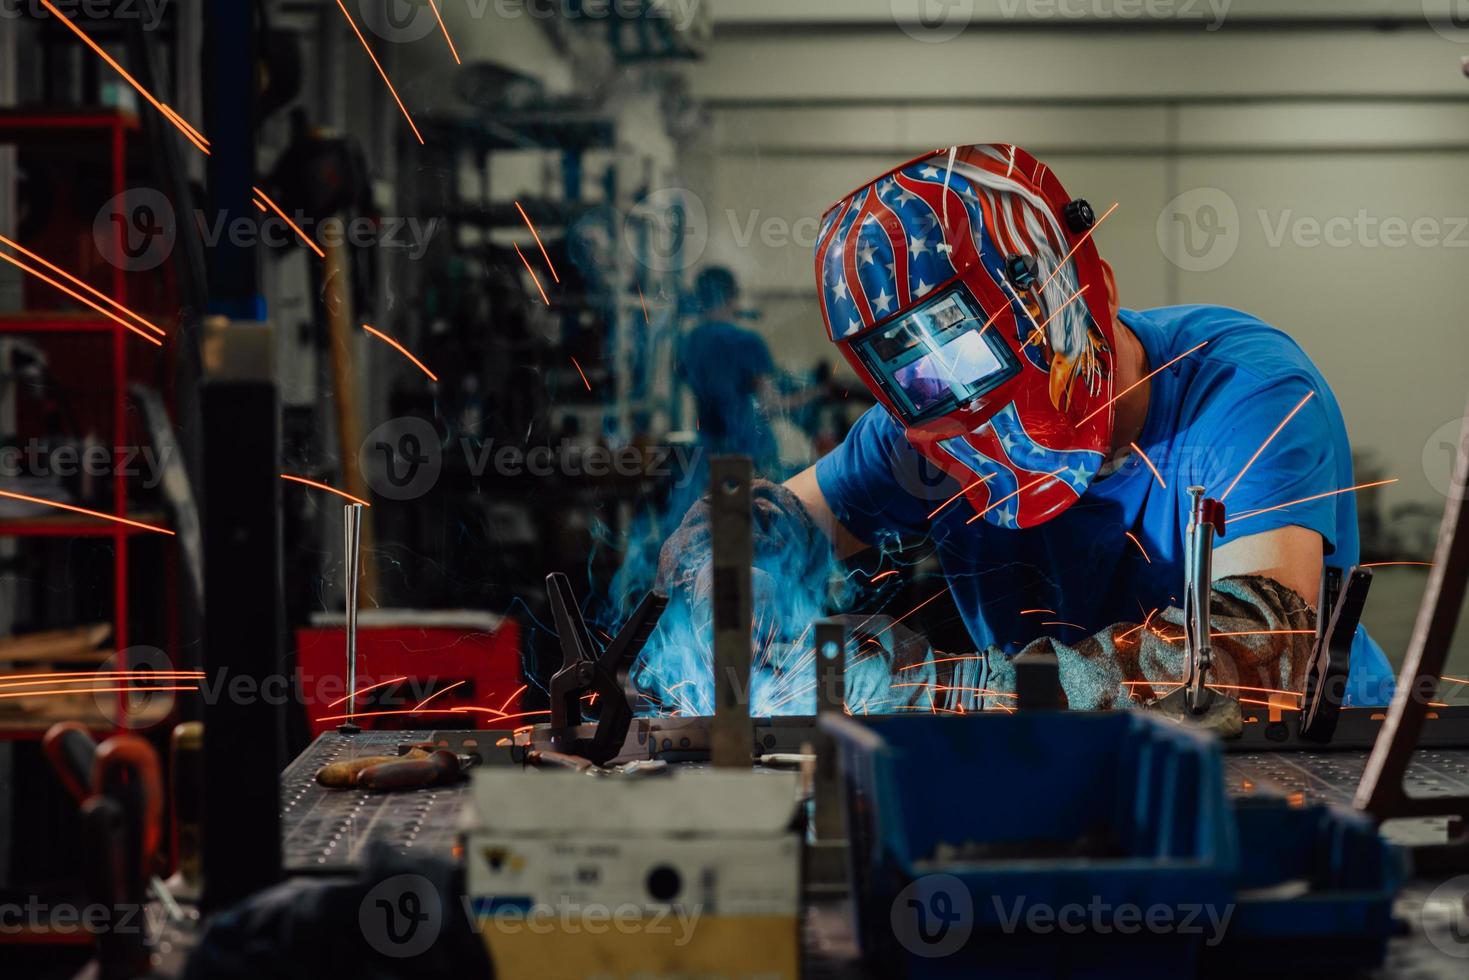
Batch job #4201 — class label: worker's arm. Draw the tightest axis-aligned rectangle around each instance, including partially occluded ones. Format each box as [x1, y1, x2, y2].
[1212, 524, 1323, 607]
[783, 464, 870, 559]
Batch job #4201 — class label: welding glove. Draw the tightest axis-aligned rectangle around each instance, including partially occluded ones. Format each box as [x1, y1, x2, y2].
[974, 574, 1317, 711]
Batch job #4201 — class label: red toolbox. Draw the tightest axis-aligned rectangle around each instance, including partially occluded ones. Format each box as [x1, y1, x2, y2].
[295, 610, 526, 736]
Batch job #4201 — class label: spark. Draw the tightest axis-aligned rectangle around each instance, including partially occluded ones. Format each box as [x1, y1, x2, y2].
[252, 198, 267, 213]
[315, 708, 472, 724]
[873, 590, 949, 637]
[1361, 561, 1432, 569]
[894, 682, 1016, 698]
[636, 284, 650, 324]
[570, 356, 592, 391]
[325, 676, 407, 709]
[1233, 479, 1397, 522]
[362, 323, 438, 382]
[0, 488, 173, 534]
[426, 0, 461, 63]
[1041, 621, 1087, 631]
[514, 202, 559, 283]
[252, 187, 325, 259]
[895, 654, 986, 672]
[0, 685, 196, 701]
[279, 474, 371, 507]
[1036, 202, 1119, 296]
[1439, 675, 1469, 685]
[1210, 629, 1314, 638]
[496, 684, 528, 714]
[332, 0, 425, 144]
[39, 0, 209, 153]
[1129, 442, 1166, 490]
[1238, 697, 1299, 712]
[1021, 608, 1055, 615]
[1221, 391, 1315, 501]
[965, 468, 1067, 525]
[927, 474, 995, 520]
[0, 234, 165, 337]
[870, 570, 900, 582]
[1022, 286, 1089, 349]
[412, 680, 464, 712]
[514, 243, 551, 304]
[1117, 609, 1158, 642]
[0, 249, 162, 346]
[1078, 340, 1209, 426]
[451, 708, 551, 725]
[1125, 531, 1152, 564]
[0, 671, 202, 691]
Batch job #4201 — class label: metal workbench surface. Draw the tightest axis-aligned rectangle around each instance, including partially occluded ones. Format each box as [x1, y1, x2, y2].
[281, 730, 1469, 976]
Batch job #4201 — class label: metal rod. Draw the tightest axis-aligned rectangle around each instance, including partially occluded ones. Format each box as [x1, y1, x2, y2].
[710, 456, 752, 768]
[1184, 486, 1215, 713]
[342, 502, 364, 731]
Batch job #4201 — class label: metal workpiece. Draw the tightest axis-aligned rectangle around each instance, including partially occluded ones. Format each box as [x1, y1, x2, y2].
[710, 456, 754, 768]
[1183, 485, 1225, 714]
[340, 502, 365, 734]
[1299, 565, 1373, 743]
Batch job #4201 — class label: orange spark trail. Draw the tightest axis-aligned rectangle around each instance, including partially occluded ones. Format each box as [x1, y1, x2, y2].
[1129, 442, 1166, 489]
[636, 284, 650, 324]
[1041, 620, 1087, 631]
[0, 685, 196, 701]
[927, 474, 994, 520]
[0, 672, 202, 691]
[0, 250, 163, 346]
[0, 234, 164, 337]
[451, 708, 551, 725]
[279, 474, 371, 507]
[1021, 608, 1055, 615]
[570, 356, 592, 391]
[497, 684, 528, 714]
[315, 708, 473, 724]
[870, 570, 899, 582]
[39, 0, 210, 153]
[1362, 561, 1432, 569]
[1238, 697, 1299, 711]
[1036, 202, 1119, 296]
[1117, 609, 1158, 642]
[515, 202, 559, 283]
[965, 468, 1066, 525]
[896, 654, 987, 672]
[1233, 479, 1397, 522]
[1022, 286, 1089, 348]
[1220, 390, 1315, 501]
[0, 488, 173, 534]
[1125, 531, 1151, 563]
[252, 188, 325, 259]
[1441, 675, 1469, 685]
[252, 198, 267, 213]
[326, 676, 408, 709]
[362, 323, 438, 382]
[413, 680, 464, 712]
[1210, 629, 1314, 639]
[873, 590, 949, 637]
[514, 243, 551, 304]
[1078, 340, 1209, 426]
[332, 0, 425, 144]
[426, 0, 461, 64]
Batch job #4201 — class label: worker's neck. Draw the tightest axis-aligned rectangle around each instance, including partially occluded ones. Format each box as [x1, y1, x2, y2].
[1106, 321, 1149, 463]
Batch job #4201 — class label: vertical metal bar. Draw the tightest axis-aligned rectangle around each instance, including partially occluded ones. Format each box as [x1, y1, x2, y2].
[813, 619, 846, 840]
[342, 503, 364, 730]
[710, 456, 752, 769]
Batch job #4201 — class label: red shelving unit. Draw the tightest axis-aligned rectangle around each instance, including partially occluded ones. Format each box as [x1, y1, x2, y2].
[0, 108, 175, 734]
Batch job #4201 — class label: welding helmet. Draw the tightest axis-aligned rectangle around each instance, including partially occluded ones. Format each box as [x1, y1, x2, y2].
[815, 144, 1115, 529]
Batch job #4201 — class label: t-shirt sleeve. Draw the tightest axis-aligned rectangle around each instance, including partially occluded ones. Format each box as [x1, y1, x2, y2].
[1187, 377, 1342, 554]
[814, 405, 951, 544]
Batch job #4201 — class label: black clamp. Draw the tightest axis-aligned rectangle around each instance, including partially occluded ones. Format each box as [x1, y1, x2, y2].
[546, 573, 666, 765]
[1004, 253, 1039, 290]
[1063, 198, 1095, 234]
[1298, 565, 1373, 743]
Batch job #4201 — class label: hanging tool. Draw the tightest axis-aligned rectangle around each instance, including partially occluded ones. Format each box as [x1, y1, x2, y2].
[1298, 565, 1373, 742]
[546, 572, 667, 766]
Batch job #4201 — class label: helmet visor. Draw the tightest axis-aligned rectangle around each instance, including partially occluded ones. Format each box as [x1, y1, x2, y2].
[852, 284, 1019, 425]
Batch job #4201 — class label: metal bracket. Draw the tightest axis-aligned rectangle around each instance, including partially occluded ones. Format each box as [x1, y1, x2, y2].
[1298, 565, 1373, 743]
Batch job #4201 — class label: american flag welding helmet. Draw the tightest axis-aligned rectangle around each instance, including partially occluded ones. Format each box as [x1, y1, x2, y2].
[815, 144, 1116, 529]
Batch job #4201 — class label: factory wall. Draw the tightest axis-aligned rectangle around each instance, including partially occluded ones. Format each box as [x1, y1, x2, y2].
[686, 10, 1469, 526]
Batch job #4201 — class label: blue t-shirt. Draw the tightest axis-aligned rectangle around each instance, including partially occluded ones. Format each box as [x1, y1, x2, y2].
[816, 304, 1395, 705]
[678, 319, 778, 468]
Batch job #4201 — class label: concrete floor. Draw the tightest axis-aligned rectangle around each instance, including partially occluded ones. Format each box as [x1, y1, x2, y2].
[1361, 567, 1469, 679]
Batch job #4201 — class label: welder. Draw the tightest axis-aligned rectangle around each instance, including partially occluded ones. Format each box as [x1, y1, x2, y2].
[649, 143, 1395, 714]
